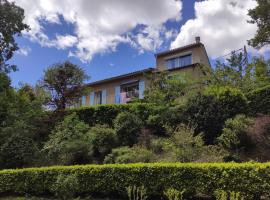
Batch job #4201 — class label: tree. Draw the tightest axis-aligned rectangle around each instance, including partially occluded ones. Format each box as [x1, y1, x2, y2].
[114, 111, 143, 146]
[204, 52, 270, 93]
[87, 124, 118, 162]
[144, 71, 193, 105]
[43, 113, 90, 165]
[182, 86, 248, 144]
[0, 0, 29, 73]
[248, 0, 270, 48]
[41, 61, 89, 111]
[0, 134, 39, 169]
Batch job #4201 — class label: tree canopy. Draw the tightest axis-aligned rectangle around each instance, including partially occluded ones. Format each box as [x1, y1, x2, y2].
[41, 61, 89, 111]
[248, 0, 270, 48]
[0, 0, 29, 73]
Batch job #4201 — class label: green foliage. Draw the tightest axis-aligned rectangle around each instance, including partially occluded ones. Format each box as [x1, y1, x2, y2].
[0, 134, 39, 169]
[41, 61, 89, 111]
[183, 86, 248, 144]
[218, 115, 252, 153]
[248, 0, 270, 48]
[204, 53, 270, 93]
[70, 103, 153, 127]
[43, 113, 90, 165]
[247, 85, 270, 115]
[114, 112, 143, 146]
[0, 0, 29, 73]
[0, 163, 269, 199]
[0, 77, 48, 146]
[214, 190, 244, 200]
[144, 71, 194, 105]
[164, 188, 185, 200]
[50, 173, 79, 200]
[87, 124, 118, 162]
[104, 146, 154, 164]
[127, 185, 147, 200]
[150, 125, 225, 163]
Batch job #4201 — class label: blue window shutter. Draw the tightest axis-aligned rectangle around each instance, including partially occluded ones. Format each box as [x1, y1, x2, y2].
[102, 89, 107, 104]
[81, 96, 86, 106]
[139, 80, 145, 99]
[90, 92, 94, 106]
[115, 86, 120, 103]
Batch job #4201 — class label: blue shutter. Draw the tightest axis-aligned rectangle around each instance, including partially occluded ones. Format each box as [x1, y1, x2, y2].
[90, 92, 94, 106]
[81, 96, 86, 106]
[102, 89, 107, 104]
[115, 86, 120, 103]
[139, 80, 145, 99]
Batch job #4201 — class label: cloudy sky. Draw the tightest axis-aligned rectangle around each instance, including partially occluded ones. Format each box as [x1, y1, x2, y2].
[9, 0, 264, 86]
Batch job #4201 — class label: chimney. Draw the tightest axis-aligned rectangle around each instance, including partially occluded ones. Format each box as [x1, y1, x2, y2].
[195, 36, 200, 44]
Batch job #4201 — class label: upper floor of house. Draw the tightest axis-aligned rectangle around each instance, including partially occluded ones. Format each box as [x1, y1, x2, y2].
[78, 37, 210, 107]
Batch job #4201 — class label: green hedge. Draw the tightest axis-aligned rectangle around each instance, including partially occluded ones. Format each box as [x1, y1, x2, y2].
[0, 163, 269, 198]
[67, 103, 154, 126]
[247, 85, 270, 115]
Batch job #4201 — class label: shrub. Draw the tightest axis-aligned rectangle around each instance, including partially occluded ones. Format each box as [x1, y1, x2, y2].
[149, 125, 225, 163]
[114, 112, 143, 146]
[50, 173, 79, 200]
[127, 185, 147, 200]
[0, 163, 269, 199]
[69, 103, 153, 127]
[247, 85, 270, 115]
[218, 115, 253, 160]
[103, 146, 154, 164]
[183, 86, 248, 144]
[87, 124, 118, 162]
[0, 134, 39, 169]
[43, 113, 90, 165]
[164, 188, 185, 200]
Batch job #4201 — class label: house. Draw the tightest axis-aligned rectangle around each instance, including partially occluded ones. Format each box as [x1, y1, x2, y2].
[80, 37, 210, 106]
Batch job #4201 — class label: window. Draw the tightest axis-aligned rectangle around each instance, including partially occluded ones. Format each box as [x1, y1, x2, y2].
[120, 82, 139, 103]
[94, 91, 102, 105]
[166, 54, 192, 69]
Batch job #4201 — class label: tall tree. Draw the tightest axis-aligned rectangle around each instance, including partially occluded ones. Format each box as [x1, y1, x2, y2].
[0, 0, 29, 73]
[41, 61, 89, 111]
[204, 52, 270, 93]
[248, 0, 270, 48]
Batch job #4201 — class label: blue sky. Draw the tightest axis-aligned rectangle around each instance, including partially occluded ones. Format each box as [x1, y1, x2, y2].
[9, 0, 263, 86]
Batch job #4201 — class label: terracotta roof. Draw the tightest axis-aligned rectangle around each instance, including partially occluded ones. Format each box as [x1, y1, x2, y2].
[155, 42, 203, 57]
[86, 68, 154, 86]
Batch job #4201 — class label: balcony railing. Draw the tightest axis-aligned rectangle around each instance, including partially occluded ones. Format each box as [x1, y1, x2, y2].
[120, 90, 139, 103]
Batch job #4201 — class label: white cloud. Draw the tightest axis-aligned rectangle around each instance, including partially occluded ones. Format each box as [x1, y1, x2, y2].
[54, 35, 78, 49]
[16, 46, 31, 56]
[171, 0, 258, 58]
[13, 0, 182, 62]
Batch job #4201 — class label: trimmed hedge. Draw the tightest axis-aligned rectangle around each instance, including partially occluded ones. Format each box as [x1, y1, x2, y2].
[0, 163, 269, 198]
[67, 103, 154, 126]
[247, 85, 270, 115]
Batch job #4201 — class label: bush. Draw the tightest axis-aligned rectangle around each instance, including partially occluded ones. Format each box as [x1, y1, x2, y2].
[0, 163, 269, 199]
[114, 112, 143, 146]
[149, 125, 225, 163]
[183, 86, 248, 144]
[103, 146, 154, 164]
[0, 134, 39, 169]
[69, 103, 153, 127]
[218, 115, 253, 159]
[43, 113, 90, 165]
[87, 125, 118, 162]
[50, 173, 79, 200]
[247, 85, 270, 115]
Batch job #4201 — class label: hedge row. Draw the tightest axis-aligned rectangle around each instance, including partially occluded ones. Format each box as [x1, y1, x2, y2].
[0, 163, 269, 198]
[67, 103, 154, 126]
[247, 85, 270, 115]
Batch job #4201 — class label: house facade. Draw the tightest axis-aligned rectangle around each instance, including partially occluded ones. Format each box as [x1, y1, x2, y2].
[80, 37, 210, 106]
